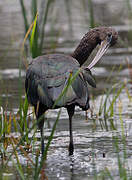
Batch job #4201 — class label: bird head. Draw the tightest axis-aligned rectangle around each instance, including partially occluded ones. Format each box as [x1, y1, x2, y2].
[97, 27, 118, 46]
[87, 27, 118, 69]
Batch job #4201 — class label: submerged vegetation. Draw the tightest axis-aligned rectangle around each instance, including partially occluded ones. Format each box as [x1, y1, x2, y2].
[0, 0, 132, 179]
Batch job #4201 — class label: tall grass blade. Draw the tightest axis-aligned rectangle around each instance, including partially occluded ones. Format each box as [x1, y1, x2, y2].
[0, 107, 4, 136]
[12, 136, 35, 166]
[88, 0, 95, 28]
[99, 82, 125, 118]
[44, 109, 61, 160]
[126, 0, 132, 20]
[39, 0, 46, 26]
[34, 109, 61, 179]
[13, 115, 18, 132]
[18, 58, 24, 135]
[30, 12, 38, 57]
[31, 0, 37, 19]
[14, 164, 25, 180]
[104, 167, 114, 180]
[19, 0, 29, 35]
[23, 95, 29, 129]
[22, 94, 29, 143]
[21, 12, 39, 68]
[98, 95, 104, 116]
[20, 0, 56, 58]
[98, 66, 117, 116]
[106, 83, 125, 116]
[31, 0, 39, 58]
[113, 136, 127, 179]
[5, 120, 38, 167]
[11, 140, 25, 180]
[19, 13, 37, 129]
[39, 0, 55, 53]
[7, 113, 12, 134]
[64, 0, 73, 33]
[34, 150, 39, 178]
[118, 100, 127, 160]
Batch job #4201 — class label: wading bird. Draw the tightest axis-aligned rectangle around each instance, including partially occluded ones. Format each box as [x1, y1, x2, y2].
[25, 27, 118, 156]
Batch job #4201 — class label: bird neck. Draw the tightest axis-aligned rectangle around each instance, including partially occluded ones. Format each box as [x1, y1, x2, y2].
[71, 30, 100, 66]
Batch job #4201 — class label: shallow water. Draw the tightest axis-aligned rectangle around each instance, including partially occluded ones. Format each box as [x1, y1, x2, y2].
[0, 0, 132, 179]
[41, 90, 132, 179]
[2, 97, 132, 179]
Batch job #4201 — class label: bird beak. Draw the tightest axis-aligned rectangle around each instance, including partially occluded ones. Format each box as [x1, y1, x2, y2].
[87, 34, 112, 69]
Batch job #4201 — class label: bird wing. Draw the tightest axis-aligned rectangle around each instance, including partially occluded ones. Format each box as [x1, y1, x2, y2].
[25, 54, 96, 109]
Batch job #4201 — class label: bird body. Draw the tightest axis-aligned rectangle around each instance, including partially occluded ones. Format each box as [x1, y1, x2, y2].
[26, 54, 96, 111]
[25, 27, 118, 155]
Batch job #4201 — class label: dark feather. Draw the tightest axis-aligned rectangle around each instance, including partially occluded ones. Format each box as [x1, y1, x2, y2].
[25, 54, 92, 110]
[82, 68, 96, 88]
[25, 27, 118, 155]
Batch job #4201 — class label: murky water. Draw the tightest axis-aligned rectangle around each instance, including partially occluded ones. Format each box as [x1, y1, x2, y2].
[0, 0, 132, 179]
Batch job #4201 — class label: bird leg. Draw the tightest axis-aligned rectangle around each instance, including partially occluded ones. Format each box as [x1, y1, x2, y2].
[40, 126, 44, 154]
[67, 105, 75, 156]
[34, 103, 46, 155]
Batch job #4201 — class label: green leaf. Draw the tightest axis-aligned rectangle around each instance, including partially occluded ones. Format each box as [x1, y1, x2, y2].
[30, 12, 38, 53]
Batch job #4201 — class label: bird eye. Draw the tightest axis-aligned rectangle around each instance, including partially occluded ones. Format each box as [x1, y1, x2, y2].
[107, 33, 112, 43]
[107, 32, 112, 37]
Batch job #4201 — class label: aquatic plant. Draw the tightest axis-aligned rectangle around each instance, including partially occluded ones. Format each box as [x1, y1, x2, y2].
[19, 0, 55, 58]
[101, 99, 130, 179]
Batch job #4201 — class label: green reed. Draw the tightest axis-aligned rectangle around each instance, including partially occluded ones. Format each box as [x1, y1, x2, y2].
[88, 0, 95, 28]
[93, 93, 132, 179]
[125, 0, 132, 44]
[102, 102, 130, 179]
[126, 0, 132, 21]
[82, 0, 95, 28]
[97, 64, 123, 119]
[19, 0, 55, 58]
